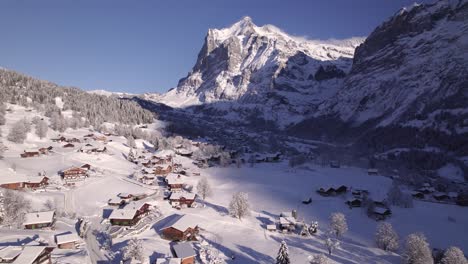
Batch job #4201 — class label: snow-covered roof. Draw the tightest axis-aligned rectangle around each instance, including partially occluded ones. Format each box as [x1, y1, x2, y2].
[118, 193, 132, 198]
[109, 209, 137, 220]
[0, 174, 27, 185]
[0, 246, 22, 261]
[55, 233, 80, 245]
[373, 207, 390, 215]
[279, 217, 296, 225]
[172, 243, 196, 259]
[280, 212, 292, 217]
[108, 198, 124, 204]
[266, 224, 277, 230]
[161, 214, 199, 232]
[124, 201, 149, 211]
[23, 211, 55, 225]
[169, 192, 196, 200]
[166, 174, 185, 185]
[12, 246, 47, 264]
[155, 258, 181, 264]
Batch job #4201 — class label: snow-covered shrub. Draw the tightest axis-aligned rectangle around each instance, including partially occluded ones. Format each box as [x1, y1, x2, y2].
[309, 221, 319, 234]
[228, 192, 250, 220]
[440, 247, 467, 264]
[375, 222, 399, 251]
[403, 233, 433, 264]
[329, 212, 348, 238]
[325, 237, 340, 256]
[7, 119, 28, 143]
[122, 238, 143, 262]
[309, 253, 331, 264]
[276, 240, 291, 264]
[0, 189, 31, 228]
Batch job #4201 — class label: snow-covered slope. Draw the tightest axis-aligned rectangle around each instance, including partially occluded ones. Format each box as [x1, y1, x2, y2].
[157, 16, 363, 115]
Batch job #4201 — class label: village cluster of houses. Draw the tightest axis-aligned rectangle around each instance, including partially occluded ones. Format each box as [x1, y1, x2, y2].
[0, 210, 83, 263]
[410, 182, 467, 206]
[20, 146, 53, 158]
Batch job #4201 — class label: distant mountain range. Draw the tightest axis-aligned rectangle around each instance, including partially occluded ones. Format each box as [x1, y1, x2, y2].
[145, 0, 467, 159]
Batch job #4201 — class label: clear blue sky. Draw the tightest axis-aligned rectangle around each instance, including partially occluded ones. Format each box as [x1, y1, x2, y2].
[0, 0, 428, 94]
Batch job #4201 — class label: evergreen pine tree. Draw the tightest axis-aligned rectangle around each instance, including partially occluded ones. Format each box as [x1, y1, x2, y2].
[276, 240, 291, 264]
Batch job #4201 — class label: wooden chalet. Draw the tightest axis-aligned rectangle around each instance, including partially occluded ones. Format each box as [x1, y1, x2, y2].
[117, 193, 134, 201]
[169, 192, 196, 208]
[60, 167, 88, 182]
[55, 233, 80, 249]
[279, 216, 296, 232]
[51, 136, 66, 142]
[367, 168, 379, 176]
[38, 146, 53, 155]
[108, 198, 125, 206]
[8, 246, 54, 264]
[172, 243, 196, 264]
[108, 201, 150, 226]
[23, 176, 49, 189]
[62, 143, 75, 148]
[411, 191, 425, 199]
[20, 150, 40, 158]
[161, 214, 199, 241]
[317, 185, 348, 196]
[23, 211, 55, 229]
[165, 174, 185, 191]
[81, 164, 92, 171]
[176, 149, 193, 157]
[155, 165, 173, 176]
[346, 198, 362, 208]
[433, 192, 449, 201]
[370, 207, 391, 221]
[0, 175, 25, 190]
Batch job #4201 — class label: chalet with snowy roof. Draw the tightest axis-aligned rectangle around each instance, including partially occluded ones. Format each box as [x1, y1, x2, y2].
[371, 207, 392, 221]
[351, 189, 369, 197]
[433, 192, 449, 201]
[117, 193, 134, 201]
[279, 217, 296, 231]
[109, 201, 150, 226]
[155, 165, 173, 176]
[411, 191, 425, 199]
[60, 167, 88, 182]
[62, 143, 75, 148]
[66, 138, 81, 143]
[266, 224, 277, 231]
[166, 174, 185, 191]
[161, 214, 199, 241]
[81, 164, 91, 171]
[0, 174, 26, 190]
[51, 136, 66, 142]
[169, 192, 196, 208]
[10, 246, 53, 264]
[93, 135, 107, 142]
[367, 168, 379, 176]
[23, 211, 55, 229]
[108, 198, 126, 206]
[346, 198, 362, 208]
[172, 243, 196, 264]
[38, 146, 53, 155]
[176, 149, 193, 157]
[317, 185, 347, 196]
[20, 150, 40, 158]
[55, 233, 80, 249]
[23, 176, 49, 189]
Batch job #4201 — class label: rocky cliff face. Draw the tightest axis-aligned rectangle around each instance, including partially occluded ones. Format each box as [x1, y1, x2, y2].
[316, 0, 468, 131]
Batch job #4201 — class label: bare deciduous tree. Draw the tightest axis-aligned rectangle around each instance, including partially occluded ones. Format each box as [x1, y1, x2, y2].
[329, 212, 348, 238]
[375, 222, 399, 252]
[403, 233, 433, 264]
[228, 192, 250, 220]
[197, 177, 212, 201]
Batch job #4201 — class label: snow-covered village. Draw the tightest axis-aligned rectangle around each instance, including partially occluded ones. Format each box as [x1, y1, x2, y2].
[0, 1, 467, 264]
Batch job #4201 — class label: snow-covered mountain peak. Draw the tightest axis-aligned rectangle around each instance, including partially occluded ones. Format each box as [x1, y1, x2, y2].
[159, 17, 364, 108]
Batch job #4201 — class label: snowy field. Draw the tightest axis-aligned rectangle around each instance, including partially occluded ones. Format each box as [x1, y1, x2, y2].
[0, 104, 467, 264]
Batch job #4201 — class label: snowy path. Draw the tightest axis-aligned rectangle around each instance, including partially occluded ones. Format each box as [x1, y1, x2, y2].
[84, 218, 110, 264]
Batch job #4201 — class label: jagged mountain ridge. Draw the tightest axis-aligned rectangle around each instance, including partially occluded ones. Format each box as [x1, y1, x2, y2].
[155, 17, 363, 126]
